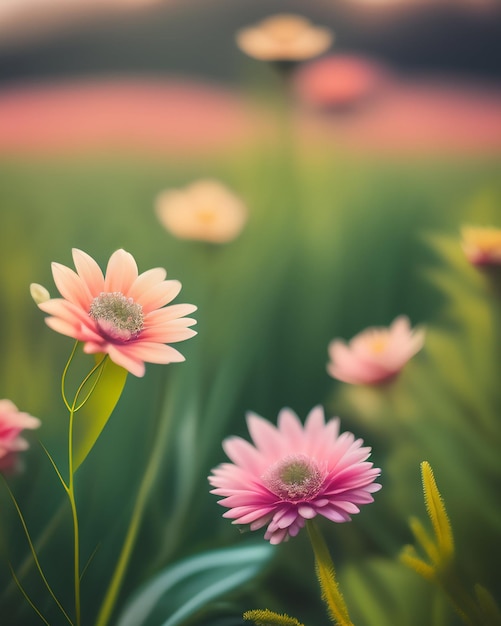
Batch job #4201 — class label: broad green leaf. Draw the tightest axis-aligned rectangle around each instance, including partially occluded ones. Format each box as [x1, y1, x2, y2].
[116, 542, 275, 626]
[73, 357, 128, 471]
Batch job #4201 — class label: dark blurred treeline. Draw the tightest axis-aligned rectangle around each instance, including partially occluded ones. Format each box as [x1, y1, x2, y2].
[0, 0, 500, 86]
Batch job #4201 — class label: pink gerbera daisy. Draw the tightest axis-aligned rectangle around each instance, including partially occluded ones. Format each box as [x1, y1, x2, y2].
[208, 406, 381, 544]
[327, 315, 425, 386]
[37, 248, 197, 377]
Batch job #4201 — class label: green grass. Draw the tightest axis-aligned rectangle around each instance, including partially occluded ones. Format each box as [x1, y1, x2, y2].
[0, 147, 500, 626]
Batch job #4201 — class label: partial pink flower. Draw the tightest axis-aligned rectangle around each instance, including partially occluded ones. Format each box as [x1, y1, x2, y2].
[293, 54, 391, 110]
[0, 399, 41, 470]
[461, 225, 501, 266]
[327, 316, 425, 386]
[209, 406, 381, 544]
[37, 249, 197, 377]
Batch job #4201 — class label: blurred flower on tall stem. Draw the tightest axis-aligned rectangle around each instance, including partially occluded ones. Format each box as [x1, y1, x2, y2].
[327, 315, 425, 386]
[236, 14, 333, 64]
[0, 399, 40, 473]
[155, 179, 248, 244]
[36, 248, 197, 377]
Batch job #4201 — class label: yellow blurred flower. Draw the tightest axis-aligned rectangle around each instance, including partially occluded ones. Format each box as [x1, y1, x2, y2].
[461, 225, 501, 265]
[236, 14, 333, 62]
[155, 179, 247, 244]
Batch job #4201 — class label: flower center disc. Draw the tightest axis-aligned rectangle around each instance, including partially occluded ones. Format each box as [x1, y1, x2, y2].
[263, 454, 323, 501]
[89, 291, 144, 341]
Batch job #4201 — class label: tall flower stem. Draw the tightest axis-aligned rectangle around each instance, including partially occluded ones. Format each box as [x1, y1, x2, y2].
[67, 407, 81, 626]
[306, 520, 355, 626]
[62, 344, 108, 626]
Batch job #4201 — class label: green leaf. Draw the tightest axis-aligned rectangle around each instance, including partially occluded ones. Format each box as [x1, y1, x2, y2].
[116, 542, 275, 626]
[73, 357, 128, 471]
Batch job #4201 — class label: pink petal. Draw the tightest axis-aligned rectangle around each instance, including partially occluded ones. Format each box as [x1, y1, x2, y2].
[135, 280, 183, 314]
[105, 344, 145, 377]
[127, 267, 167, 301]
[246, 413, 283, 458]
[277, 408, 304, 448]
[145, 304, 198, 325]
[328, 341, 391, 384]
[222, 436, 264, 474]
[140, 325, 197, 344]
[72, 248, 105, 295]
[297, 504, 317, 519]
[51, 262, 92, 310]
[124, 342, 185, 364]
[104, 249, 138, 293]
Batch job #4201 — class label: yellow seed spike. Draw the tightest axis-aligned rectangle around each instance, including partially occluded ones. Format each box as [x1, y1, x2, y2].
[399, 545, 436, 582]
[243, 609, 305, 626]
[421, 461, 454, 561]
[306, 521, 354, 626]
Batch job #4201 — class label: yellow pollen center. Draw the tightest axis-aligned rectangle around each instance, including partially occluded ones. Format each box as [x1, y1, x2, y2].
[197, 208, 217, 224]
[370, 336, 388, 354]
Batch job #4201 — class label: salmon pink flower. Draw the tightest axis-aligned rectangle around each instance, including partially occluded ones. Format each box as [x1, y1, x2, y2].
[209, 406, 381, 544]
[461, 225, 501, 266]
[327, 316, 425, 386]
[37, 249, 197, 377]
[0, 399, 41, 470]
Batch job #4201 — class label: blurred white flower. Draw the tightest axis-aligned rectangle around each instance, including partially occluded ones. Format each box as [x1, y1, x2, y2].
[155, 179, 248, 244]
[236, 14, 333, 62]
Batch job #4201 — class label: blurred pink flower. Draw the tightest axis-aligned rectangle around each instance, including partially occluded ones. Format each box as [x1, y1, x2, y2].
[155, 179, 247, 244]
[0, 399, 41, 470]
[461, 225, 501, 266]
[327, 316, 425, 385]
[38, 249, 197, 377]
[209, 406, 381, 544]
[293, 54, 391, 110]
[236, 14, 333, 62]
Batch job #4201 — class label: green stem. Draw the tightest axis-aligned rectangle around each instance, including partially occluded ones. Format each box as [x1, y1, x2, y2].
[95, 386, 174, 626]
[438, 567, 483, 626]
[63, 350, 108, 626]
[67, 403, 81, 626]
[8, 563, 51, 626]
[306, 520, 355, 626]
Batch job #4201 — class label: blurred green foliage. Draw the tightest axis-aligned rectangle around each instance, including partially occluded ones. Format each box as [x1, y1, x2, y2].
[0, 141, 500, 626]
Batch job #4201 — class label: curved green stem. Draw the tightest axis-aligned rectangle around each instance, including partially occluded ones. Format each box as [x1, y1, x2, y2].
[64, 352, 108, 626]
[9, 563, 51, 626]
[1, 478, 74, 625]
